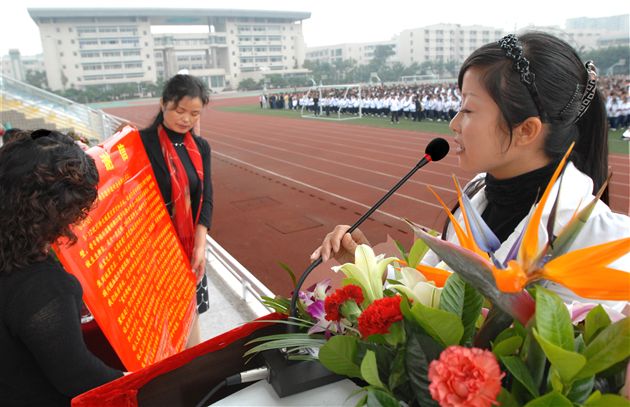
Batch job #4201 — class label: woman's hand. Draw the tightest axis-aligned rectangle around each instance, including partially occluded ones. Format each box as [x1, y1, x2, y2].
[191, 225, 208, 282]
[310, 225, 370, 264]
[114, 122, 138, 134]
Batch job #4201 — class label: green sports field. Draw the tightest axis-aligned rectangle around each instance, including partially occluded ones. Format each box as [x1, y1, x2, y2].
[217, 104, 630, 155]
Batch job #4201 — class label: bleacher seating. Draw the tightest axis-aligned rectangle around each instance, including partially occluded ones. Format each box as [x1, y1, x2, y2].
[0, 74, 123, 142]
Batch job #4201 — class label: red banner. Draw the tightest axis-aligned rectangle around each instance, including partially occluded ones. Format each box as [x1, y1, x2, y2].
[54, 127, 196, 371]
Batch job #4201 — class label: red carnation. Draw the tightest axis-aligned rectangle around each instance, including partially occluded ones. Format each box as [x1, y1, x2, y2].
[428, 346, 504, 407]
[357, 296, 403, 337]
[324, 285, 364, 321]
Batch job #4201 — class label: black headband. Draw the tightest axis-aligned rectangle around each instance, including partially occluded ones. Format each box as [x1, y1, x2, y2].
[498, 34, 549, 122]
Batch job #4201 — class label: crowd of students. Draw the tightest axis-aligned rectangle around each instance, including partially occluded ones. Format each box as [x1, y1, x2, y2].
[264, 76, 630, 132]
[601, 76, 630, 132]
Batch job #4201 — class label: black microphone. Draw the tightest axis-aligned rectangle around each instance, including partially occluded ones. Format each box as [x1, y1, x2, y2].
[262, 138, 449, 398]
[288, 136, 449, 329]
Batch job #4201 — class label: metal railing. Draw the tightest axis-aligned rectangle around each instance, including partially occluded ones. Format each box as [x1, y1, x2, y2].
[205, 236, 274, 317]
[0, 74, 124, 142]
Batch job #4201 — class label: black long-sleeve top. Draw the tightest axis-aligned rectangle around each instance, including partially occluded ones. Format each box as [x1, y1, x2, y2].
[0, 256, 123, 406]
[140, 126, 213, 229]
[482, 160, 558, 243]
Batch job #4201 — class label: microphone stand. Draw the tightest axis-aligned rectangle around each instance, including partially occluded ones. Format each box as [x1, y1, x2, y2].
[288, 153, 434, 331]
[265, 138, 447, 397]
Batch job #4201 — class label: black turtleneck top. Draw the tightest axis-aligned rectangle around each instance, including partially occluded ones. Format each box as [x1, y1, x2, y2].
[481, 161, 559, 243]
[140, 126, 213, 229]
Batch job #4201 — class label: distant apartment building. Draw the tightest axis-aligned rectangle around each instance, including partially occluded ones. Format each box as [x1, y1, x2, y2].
[305, 39, 398, 66]
[1, 50, 45, 82]
[566, 14, 629, 48]
[397, 24, 504, 66]
[27, 8, 310, 91]
[305, 24, 503, 69]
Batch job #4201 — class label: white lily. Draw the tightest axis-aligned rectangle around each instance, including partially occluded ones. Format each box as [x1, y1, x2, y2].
[332, 244, 397, 304]
[390, 266, 443, 308]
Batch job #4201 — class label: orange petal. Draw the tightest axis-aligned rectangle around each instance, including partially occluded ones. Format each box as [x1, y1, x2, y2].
[544, 267, 630, 301]
[416, 265, 452, 288]
[542, 237, 630, 300]
[451, 176, 488, 259]
[519, 143, 574, 268]
[492, 260, 529, 293]
[427, 185, 475, 251]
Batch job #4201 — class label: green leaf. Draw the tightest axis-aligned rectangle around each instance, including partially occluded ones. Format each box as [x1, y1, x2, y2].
[576, 317, 630, 380]
[584, 305, 612, 345]
[277, 261, 297, 288]
[532, 328, 586, 383]
[519, 331, 547, 399]
[405, 324, 441, 407]
[574, 334, 586, 353]
[493, 335, 523, 357]
[361, 350, 385, 389]
[584, 392, 630, 407]
[500, 355, 540, 397]
[495, 327, 519, 344]
[496, 387, 520, 407]
[387, 350, 408, 392]
[439, 273, 484, 345]
[565, 375, 594, 405]
[407, 238, 431, 268]
[243, 337, 326, 357]
[410, 301, 463, 347]
[318, 335, 362, 378]
[354, 392, 368, 407]
[366, 388, 400, 407]
[523, 391, 573, 407]
[535, 287, 574, 351]
[394, 240, 408, 264]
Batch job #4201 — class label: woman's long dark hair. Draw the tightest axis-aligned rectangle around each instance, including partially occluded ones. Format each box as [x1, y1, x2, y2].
[0, 130, 99, 273]
[443, 32, 609, 238]
[146, 74, 211, 133]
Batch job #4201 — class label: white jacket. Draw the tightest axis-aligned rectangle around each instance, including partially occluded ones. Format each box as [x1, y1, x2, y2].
[423, 162, 630, 311]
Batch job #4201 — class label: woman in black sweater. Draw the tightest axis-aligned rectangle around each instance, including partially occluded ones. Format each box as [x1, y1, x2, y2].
[140, 74, 213, 347]
[0, 130, 123, 406]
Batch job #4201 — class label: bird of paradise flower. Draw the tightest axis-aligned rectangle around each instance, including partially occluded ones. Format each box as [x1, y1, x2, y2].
[407, 143, 630, 326]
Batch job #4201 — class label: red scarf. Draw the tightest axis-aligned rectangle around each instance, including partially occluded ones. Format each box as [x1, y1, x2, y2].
[157, 124, 204, 259]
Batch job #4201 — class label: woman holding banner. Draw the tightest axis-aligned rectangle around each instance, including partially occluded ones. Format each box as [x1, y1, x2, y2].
[140, 74, 213, 347]
[0, 129, 123, 405]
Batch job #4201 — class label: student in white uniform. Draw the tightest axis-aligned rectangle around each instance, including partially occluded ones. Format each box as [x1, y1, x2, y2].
[311, 32, 630, 311]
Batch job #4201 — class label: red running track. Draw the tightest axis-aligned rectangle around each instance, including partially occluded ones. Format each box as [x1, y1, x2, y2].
[105, 96, 630, 297]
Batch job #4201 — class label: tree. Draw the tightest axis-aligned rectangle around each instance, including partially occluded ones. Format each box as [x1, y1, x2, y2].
[580, 46, 629, 76]
[238, 78, 260, 91]
[25, 70, 49, 90]
[371, 45, 395, 69]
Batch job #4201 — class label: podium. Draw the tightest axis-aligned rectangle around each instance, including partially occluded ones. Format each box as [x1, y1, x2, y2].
[72, 314, 285, 406]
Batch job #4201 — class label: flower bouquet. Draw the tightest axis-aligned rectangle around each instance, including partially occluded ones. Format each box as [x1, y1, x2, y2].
[248, 146, 630, 406]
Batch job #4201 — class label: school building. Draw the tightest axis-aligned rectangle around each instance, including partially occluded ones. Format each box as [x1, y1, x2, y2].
[27, 8, 311, 91]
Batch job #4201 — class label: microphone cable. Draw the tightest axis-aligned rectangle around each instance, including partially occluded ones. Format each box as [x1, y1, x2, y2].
[195, 366, 269, 407]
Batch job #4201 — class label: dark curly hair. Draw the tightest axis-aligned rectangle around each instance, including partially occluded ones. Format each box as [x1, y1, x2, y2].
[0, 130, 99, 273]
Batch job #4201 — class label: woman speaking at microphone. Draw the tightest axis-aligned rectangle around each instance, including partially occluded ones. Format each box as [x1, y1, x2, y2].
[139, 74, 213, 347]
[0, 130, 123, 406]
[311, 32, 629, 307]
